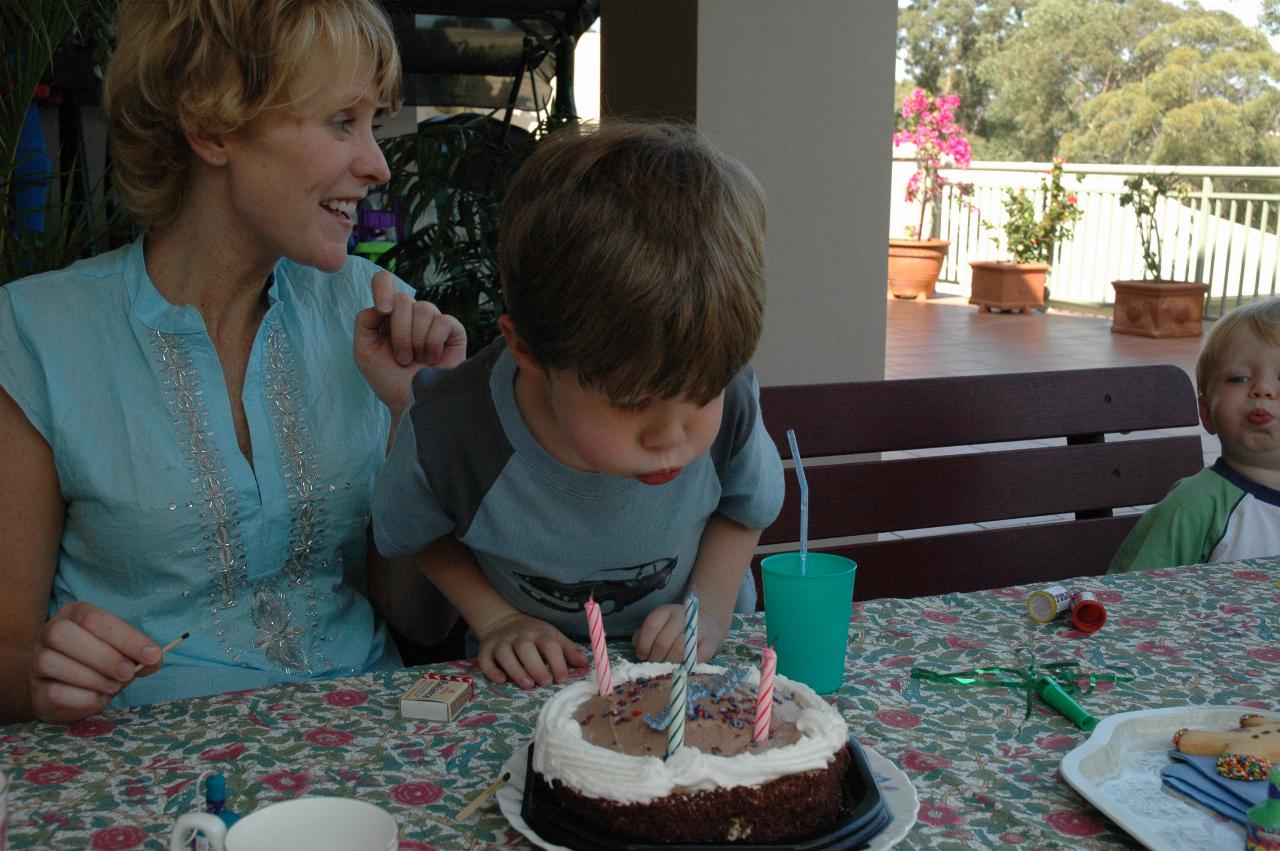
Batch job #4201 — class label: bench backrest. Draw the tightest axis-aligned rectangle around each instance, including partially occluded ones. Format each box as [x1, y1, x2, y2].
[753, 365, 1204, 605]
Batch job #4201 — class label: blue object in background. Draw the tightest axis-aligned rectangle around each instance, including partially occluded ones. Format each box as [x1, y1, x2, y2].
[14, 102, 53, 237]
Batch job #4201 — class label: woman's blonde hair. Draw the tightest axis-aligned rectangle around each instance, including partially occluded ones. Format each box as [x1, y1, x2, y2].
[1196, 298, 1280, 397]
[104, 0, 401, 228]
[499, 122, 768, 408]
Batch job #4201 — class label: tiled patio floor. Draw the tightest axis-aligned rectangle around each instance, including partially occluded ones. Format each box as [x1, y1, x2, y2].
[879, 296, 1218, 539]
[886, 296, 1203, 380]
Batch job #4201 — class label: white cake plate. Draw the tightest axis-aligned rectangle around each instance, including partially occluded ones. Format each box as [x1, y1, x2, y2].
[1061, 705, 1280, 850]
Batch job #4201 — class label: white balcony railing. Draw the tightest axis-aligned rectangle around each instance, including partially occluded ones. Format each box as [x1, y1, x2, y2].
[890, 158, 1280, 318]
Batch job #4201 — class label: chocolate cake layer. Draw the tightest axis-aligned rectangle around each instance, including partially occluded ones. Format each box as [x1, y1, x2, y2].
[532, 745, 852, 844]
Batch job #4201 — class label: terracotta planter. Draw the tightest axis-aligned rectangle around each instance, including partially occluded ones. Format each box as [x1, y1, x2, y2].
[888, 238, 949, 299]
[968, 261, 1049, 314]
[1110, 280, 1209, 338]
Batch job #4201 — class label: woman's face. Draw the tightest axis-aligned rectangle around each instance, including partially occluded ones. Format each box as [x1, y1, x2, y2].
[220, 54, 390, 273]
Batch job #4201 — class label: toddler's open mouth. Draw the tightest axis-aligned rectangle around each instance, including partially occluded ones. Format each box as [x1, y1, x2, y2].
[636, 468, 681, 485]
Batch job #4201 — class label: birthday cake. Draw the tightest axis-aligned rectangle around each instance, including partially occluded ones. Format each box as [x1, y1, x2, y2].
[529, 661, 851, 844]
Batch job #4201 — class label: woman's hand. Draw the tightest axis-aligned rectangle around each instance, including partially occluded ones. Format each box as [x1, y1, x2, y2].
[28, 602, 162, 724]
[476, 612, 588, 690]
[354, 271, 467, 416]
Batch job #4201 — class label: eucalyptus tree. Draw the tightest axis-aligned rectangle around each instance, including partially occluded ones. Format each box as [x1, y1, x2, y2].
[1060, 2, 1280, 167]
[898, 0, 1280, 167]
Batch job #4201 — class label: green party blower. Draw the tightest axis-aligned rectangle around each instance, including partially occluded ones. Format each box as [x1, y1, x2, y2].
[911, 657, 1133, 731]
[1033, 673, 1097, 732]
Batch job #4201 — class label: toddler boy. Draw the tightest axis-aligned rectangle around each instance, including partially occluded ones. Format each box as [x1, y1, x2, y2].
[372, 123, 784, 687]
[1110, 298, 1280, 572]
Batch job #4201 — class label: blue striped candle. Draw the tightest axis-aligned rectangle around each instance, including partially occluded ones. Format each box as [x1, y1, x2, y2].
[682, 592, 699, 672]
[666, 666, 687, 757]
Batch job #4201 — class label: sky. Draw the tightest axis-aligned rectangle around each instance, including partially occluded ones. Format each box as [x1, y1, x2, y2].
[1199, 0, 1280, 48]
[1154, 1, 1278, 48]
[1196, 0, 1261, 29]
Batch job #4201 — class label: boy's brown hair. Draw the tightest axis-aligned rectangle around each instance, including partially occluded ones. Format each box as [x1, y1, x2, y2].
[498, 122, 767, 408]
[1195, 298, 1280, 397]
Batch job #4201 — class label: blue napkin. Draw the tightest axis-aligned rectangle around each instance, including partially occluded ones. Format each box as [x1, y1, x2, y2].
[1160, 750, 1268, 825]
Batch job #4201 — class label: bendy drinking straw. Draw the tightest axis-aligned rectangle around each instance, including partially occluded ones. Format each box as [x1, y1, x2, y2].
[785, 429, 809, 574]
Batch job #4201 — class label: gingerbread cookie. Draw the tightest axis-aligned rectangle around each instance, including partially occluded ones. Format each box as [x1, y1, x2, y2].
[1173, 714, 1280, 781]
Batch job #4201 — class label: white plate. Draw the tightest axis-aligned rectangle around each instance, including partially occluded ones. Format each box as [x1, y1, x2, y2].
[496, 740, 919, 850]
[1061, 705, 1280, 851]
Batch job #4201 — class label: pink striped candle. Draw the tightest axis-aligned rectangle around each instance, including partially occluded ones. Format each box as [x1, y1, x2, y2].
[584, 596, 612, 697]
[753, 645, 777, 744]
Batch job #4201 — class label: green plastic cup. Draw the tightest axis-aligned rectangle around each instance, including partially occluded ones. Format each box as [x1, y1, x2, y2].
[761, 552, 856, 694]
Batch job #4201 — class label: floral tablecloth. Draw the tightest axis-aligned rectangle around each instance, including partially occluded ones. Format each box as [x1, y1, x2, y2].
[3, 557, 1278, 850]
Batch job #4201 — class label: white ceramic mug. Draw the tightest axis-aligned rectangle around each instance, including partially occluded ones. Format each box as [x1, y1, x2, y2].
[168, 796, 397, 851]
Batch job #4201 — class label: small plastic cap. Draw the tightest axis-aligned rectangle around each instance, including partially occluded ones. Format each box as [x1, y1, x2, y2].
[206, 773, 226, 802]
[1071, 600, 1107, 634]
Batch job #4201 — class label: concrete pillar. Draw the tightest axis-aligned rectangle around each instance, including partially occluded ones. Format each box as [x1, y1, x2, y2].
[601, 0, 897, 385]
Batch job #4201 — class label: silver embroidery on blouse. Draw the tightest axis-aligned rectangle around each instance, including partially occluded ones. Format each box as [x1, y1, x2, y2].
[251, 585, 307, 671]
[261, 323, 332, 673]
[155, 322, 336, 675]
[153, 332, 248, 623]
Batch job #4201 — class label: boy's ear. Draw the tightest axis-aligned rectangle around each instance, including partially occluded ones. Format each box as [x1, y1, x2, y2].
[1197, 393, 1218, 435]
[498, 315, 544, 376]
[184, 128, 231, 167]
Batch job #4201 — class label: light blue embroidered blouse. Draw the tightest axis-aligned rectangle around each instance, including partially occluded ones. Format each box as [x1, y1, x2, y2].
[0, 236, 405, 707]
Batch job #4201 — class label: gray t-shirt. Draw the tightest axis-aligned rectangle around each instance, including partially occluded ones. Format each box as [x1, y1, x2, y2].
[372, 339, 784, 640]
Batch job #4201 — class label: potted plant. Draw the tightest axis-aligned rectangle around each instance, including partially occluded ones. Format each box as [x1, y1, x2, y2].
[1110, 174, 1209, 338]
[889, 89, 974, 299]
[970, 157, 1083, 314]
[377, 114, 548, 354]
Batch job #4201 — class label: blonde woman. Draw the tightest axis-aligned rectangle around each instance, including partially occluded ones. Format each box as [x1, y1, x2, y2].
[0, 0, 465, 723]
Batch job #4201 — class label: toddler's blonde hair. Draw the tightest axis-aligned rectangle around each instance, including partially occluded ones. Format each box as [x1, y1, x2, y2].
[1196, 298, 1280, 397]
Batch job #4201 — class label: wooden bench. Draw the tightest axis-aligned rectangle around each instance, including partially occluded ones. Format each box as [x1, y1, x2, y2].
[752, 365, 1204, 605]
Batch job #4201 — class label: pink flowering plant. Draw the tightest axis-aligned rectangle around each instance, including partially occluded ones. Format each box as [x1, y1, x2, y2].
[893, 89, 974, 240]
[986, 158, 1084, 264]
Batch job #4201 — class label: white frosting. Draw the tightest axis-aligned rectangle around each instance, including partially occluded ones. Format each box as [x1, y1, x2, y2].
[531, 661, 849, 804]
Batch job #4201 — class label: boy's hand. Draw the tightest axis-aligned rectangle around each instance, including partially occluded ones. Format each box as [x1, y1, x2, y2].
[476, 612, 588, 689]
[632, 606, 730, 665]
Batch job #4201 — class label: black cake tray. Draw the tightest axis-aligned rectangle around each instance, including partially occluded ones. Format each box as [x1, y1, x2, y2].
[520, 735, 892, 850]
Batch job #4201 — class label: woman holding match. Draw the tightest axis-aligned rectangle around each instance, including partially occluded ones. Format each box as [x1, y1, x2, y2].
[0, 0, 465, 723]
